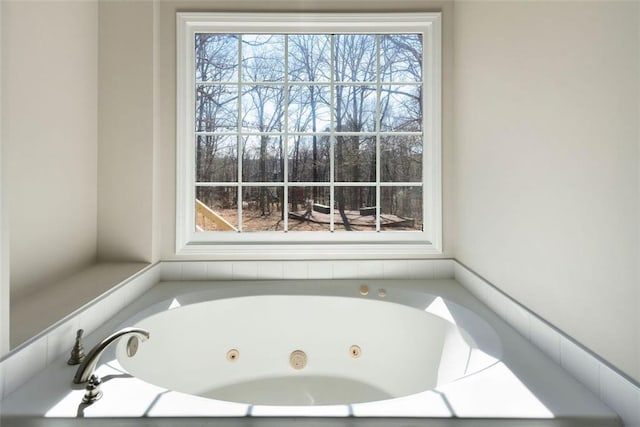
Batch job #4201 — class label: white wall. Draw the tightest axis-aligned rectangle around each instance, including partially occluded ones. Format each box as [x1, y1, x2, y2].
[2, 1, 99, 302]
[97, 0, 154, 263]
[0, 0, 9, 356]
[454, 1, 640, 382]
[154, 0, 456, 260]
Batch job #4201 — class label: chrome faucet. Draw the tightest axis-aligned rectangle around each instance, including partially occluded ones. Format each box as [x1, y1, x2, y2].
[73, 327, 150, 384]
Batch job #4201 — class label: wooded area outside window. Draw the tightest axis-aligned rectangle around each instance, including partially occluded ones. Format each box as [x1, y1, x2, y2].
[177, 13, 442, 254]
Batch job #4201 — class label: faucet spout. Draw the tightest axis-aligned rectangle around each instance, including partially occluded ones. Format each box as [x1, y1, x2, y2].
[73, 327, 150, 384]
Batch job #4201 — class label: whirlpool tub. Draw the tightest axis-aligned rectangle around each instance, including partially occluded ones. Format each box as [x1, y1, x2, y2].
[1, 279, 621, 425]
[116, 292, 499, 407]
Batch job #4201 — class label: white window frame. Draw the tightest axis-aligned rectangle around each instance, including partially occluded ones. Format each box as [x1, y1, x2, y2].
[176, 12, 442, 257]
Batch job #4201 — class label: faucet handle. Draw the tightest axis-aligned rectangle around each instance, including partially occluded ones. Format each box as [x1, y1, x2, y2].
[67, 329, 86, 365]
[82, 374, 103, 404]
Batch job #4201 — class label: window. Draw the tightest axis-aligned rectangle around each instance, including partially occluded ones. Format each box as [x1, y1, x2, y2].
[177, 13, 441, 256]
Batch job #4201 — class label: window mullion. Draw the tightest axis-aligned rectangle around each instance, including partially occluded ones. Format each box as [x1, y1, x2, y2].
[192, 33, 198, 234]
[329, 34, 336, 233]
[283, 35, 289, 232]
[237, 34, 243, 233]
[375, 34, 381, 233]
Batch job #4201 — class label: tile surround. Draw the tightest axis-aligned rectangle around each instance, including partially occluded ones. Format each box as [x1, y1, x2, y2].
[560, 335, 601, 394]
[205, 261, 233, 280]
[356, 260, 385, 279]
[506, 304, 532, 343]
[406, 259, 434, 279]
[433, 260, 454, 279]
[281, 261, 309, 280]
[160, 262, 182, 281]
[600, 364, 640, 427]
[332, 260, 360, 279]
[1, 264, 159, 400]
[307, 261, 333, 279]
[231, 261, 259, 280]
[78, 289, 124, 338]
[44, 316, 80, 366]
[2, 336, 47, 400]
[454, 261, 640, 427]
[382, 259, 409, 279]
[2, 258, 638, 427]
[181, 262, 207, 281]
[529, 315, 561, 365]
[256, 261, 284, 280]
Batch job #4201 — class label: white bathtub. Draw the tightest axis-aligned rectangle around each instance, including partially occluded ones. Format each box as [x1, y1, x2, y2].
[116, 293, 500, 407]
[0, 279, 621, 425]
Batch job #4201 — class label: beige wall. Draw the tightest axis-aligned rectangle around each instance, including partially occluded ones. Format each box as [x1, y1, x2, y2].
[154, 0, 456, 260]
[97, 1, 154, 263]
[2, 1, 99, 301]
[0, 0, 8, 355]
[453, 1, 640, 381]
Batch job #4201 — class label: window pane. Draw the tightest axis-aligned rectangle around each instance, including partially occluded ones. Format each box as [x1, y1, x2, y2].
[335, 136, 375, 183]
[196, 135, 238, 182]
[287, 186, 331, 231]
[380, 135, 422, 182]
[195, 85, 237, 132]
[288, 135, 330, 182]
[195, 34, 239, 82]
[195, 187, 238, 231]
[242, 35, 285, 82]
[241, 136, 283, 182]
[241, 186, 284, 231]
[334, 186, 377, 232]
[187, 28, 431, 239]
[288, 34, 331, 82]
[380, 186, 422, 231]
[380, 85, 422, 132]
[241, 85, 284, 132]
[380, 34, 422, 83]
[288, 85, 331, 132]
[334, 85, 376, 132]
[334, 34, 377, 82]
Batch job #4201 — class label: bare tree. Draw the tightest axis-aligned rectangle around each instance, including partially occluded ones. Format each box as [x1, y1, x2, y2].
[379, 34, 423, 220]
[195, 34, 238, 209]
[333, 35, 378, 229]
[196, 32, 424, 231]
[289, 35, 331, 201]
[241, 35, 286, 216]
